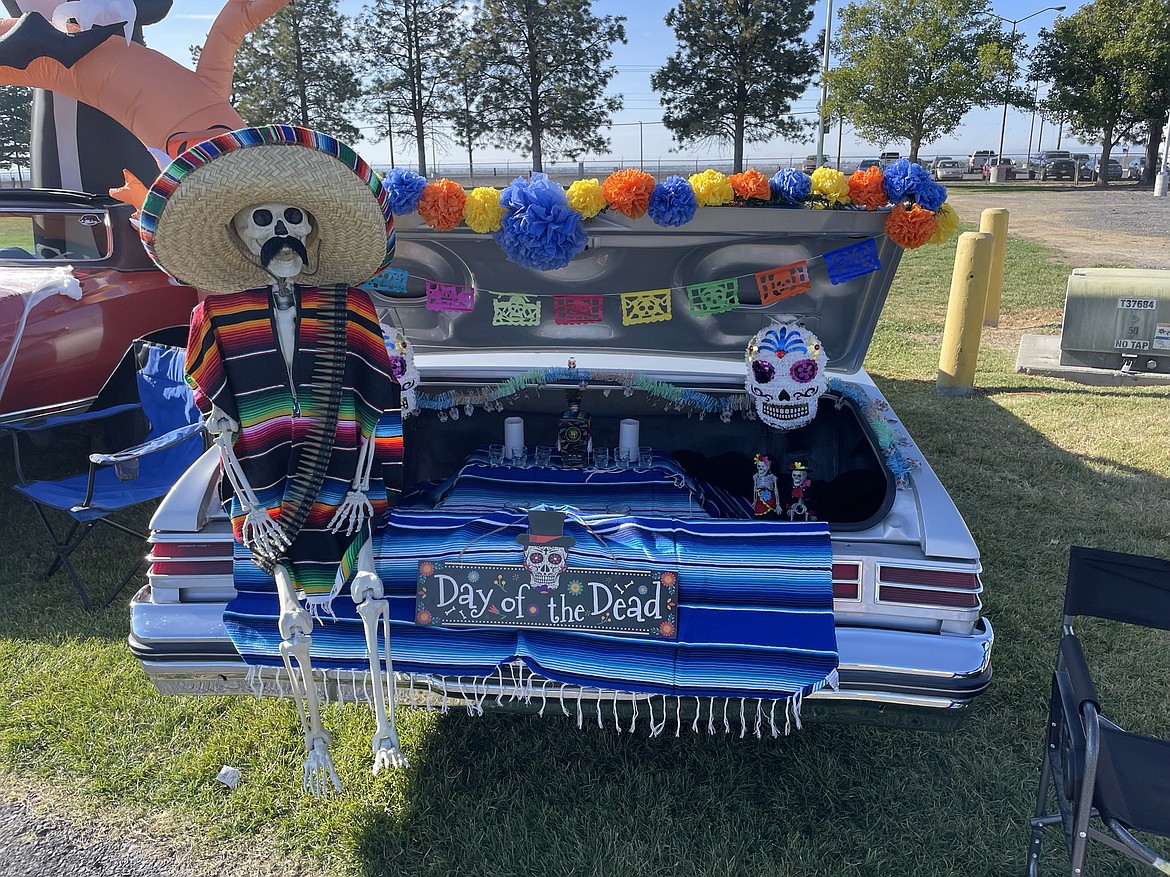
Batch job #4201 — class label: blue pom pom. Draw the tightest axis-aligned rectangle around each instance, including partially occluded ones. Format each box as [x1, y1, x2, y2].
[383, 168, 427, 215]
[915, 179, 947, 212]
[494, 173, 587, 271]
[647, 176, 698, 227]
[882, 158, 913, 201]
[769, 167, 811, 203]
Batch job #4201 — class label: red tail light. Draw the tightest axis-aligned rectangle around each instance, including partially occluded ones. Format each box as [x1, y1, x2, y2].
[832, 562, 860, 600]
[877, 565, 981, 609]
[149, 541, 232, 576]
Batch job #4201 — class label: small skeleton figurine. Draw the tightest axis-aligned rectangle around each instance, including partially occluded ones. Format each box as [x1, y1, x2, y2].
[752, 454, 779, 517]
[140, 126, 406, 795]
[786, 461, 813, 521]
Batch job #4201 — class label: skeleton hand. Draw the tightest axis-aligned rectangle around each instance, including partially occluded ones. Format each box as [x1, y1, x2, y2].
[241, 507, 290, 560]
[203, 409, 239, 437]
[328, 490, 373, 536]
[302, 737, 341, 798]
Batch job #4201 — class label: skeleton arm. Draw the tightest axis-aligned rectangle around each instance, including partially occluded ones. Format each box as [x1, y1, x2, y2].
[328, 434, 375, 536]
[205, 405, 290, 560]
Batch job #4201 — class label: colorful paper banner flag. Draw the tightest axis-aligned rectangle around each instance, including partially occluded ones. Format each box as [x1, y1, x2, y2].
[360, 266, 409, 295]
[425, 280, 475, 312]
[491, 293, 541, 326]
[824, 239, 881, 285]
[620, 289, 672, 326]
[554, 294, 604, 325]
[686, 279, 740, 316]
[756, 261, 811, 304]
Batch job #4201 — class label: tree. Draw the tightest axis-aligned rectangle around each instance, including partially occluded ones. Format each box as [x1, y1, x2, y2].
[0, 86, 30, 172]
[229, 0, 362, 142]
[651, 0, 818, 173]
[356, 0, 463, 176]
[444, 33, 494, 180]
[466, 0, 626, 173]
[825, 0, 1011, 163]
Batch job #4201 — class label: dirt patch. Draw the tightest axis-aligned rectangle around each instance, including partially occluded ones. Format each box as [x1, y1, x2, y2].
[942, 184, 1170, 269]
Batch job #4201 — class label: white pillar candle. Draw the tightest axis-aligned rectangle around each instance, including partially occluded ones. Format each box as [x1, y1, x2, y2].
[619, 418, 640, 458]
[504, 416, 525, 450]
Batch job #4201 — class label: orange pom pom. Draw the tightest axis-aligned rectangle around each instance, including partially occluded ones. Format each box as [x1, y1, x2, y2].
[729, 168, 771, 201]
[848, 166, 888, 210]
[602, 168, 655, 219]
[884, 203, 938, 249]
[417, 178, 467, 231]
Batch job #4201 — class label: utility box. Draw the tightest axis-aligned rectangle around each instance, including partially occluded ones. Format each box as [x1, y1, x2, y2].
[989, 165, 1009, 183]
[1060, 268, 1170, 373]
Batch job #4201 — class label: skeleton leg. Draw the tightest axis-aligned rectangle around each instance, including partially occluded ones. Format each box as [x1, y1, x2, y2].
[350, 539, 408, 773]
[274, 562, 340, 796]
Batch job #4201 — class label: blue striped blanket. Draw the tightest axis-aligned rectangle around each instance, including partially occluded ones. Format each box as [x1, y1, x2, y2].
[224, 506, 838, 704]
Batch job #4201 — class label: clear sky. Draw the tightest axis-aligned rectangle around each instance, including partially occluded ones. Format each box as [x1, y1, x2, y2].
[143, 0, 1117, 169]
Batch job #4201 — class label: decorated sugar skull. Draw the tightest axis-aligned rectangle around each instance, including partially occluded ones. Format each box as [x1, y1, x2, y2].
[517, 510, 576, 593]
[231, 202, 315, 279]
[745, 322, 827, 429]
[387, 329, 420, 416]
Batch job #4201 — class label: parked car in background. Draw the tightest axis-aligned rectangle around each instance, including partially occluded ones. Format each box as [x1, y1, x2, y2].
[857, 158, 882, 171]
[802, 154, 833, 174]
[1093, 158, 1123, 181]
[967, 150, 996, 174]
[933, 159, 966, 181]
[982, 158, 1017, 180]
[0, 190, 199, 424]
[928, 156, 953, 170]
[1072, 153, 1092, 180]
[879, 151, 901, 165]
[1036, 150, 1076, 181]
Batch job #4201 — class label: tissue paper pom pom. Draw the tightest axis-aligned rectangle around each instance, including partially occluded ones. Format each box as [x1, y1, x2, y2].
[603, 168, 656, 218]
[494, 173, 587, 270]
[810, 167, 851, 205]
[729, 168, 772, 201]
[927, 202, 960, 244]
[770, 167, 811, 203]
[915, 179, 947, 212]
[383, 167, 428, 215]
[566, 178, 607, 219]
[463, 186, 506, 233]
[848, 166, 889, 209]
[882, 158, 913, 201]
[885, 203, 938, 249]
[688, 169, 734, 206]
[417, 178, 467, 231]
[647, 176, 698, 227]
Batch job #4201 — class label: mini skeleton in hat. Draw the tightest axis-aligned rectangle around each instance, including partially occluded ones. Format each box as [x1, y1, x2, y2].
[142, 126, 404, 796]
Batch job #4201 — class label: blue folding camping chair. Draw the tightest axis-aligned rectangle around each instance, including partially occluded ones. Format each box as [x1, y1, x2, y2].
[9, 339, 205, 610]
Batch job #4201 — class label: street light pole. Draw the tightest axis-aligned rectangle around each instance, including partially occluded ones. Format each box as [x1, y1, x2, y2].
[814, 0, 834, 168]
[987, 5, 1065, 169]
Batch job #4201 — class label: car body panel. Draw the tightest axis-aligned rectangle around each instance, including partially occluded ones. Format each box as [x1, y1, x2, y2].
[1037, 150, 1076, 180]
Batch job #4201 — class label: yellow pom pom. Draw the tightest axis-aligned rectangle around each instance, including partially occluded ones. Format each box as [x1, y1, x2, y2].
[463, 186, 506, 234]
[927, 202, 960, 244]
[810, 167, 851, 205]
[566, 178, 607, 219]
[688, 169, 734, 207]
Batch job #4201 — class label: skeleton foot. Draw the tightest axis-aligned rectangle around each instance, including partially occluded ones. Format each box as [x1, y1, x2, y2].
[352, 565, 408, 775]
[372, 730, 409, 773]
[303, 736, 341, 798]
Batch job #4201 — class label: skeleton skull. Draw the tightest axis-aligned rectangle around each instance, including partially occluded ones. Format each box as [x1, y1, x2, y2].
[745, 322, 828, 429]
[523, 547, 568, 592]
[232, 203, 314, 280]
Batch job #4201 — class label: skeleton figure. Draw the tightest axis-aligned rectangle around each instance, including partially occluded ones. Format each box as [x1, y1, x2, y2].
[387, 328, 419, 417]
[517, 510, 575, 593]
[745, 322, 828, 430]
[190, 200, 407, 795]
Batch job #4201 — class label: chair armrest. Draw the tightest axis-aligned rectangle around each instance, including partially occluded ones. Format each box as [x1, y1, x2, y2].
[1058, 634, 1099, 711]
[89, 421, 205, 466]
[4, 402, 142, 433]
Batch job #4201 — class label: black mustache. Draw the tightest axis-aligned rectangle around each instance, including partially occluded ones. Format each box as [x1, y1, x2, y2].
[260, 235, 309, 268]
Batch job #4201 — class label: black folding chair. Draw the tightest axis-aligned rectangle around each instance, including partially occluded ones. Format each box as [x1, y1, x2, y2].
[8, 339, 204, 610]
[1026, 545, 1170, 876]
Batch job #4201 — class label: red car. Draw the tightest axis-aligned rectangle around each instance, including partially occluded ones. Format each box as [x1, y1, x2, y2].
[982, 158, 1017, 180]
[0, 190, 199, 423]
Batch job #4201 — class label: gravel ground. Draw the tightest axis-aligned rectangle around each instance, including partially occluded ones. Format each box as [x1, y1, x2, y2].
[2, 182, 1166, 877]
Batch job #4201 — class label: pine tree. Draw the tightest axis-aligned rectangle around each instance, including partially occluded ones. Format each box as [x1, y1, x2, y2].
[467, 0, 626, 173]
[652, 0, 818, 173]
[229, 0, 362, 143]
[0, 86, 31, 172]
[356, 0, 463, 176]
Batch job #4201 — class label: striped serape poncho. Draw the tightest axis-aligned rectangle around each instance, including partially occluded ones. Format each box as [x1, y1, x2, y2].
[186, 284, 397, 608]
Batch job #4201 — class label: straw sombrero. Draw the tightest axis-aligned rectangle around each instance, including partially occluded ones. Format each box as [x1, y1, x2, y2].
[140, 125, 394, 293]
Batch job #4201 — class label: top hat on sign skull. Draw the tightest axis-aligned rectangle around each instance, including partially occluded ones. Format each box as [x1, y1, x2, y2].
[516, 510, 576, 593]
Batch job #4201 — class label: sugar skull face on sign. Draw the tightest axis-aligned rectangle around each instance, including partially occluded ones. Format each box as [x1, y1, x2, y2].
[745, 322, 827, 429]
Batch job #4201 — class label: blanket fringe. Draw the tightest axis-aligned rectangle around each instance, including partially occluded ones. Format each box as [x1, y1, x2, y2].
[241, 660, 828, 737]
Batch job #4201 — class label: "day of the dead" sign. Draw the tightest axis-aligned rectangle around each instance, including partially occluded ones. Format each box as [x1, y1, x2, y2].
[414, 562, 679, 639]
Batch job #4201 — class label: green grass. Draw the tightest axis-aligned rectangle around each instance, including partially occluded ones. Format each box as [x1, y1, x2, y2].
[1, 230, 1168, 876]
[0, 216, 35, 251]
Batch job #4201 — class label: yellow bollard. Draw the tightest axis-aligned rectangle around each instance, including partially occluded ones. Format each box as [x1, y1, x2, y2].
[937, 232, 994, 396]
[980, 207, 1009, 327]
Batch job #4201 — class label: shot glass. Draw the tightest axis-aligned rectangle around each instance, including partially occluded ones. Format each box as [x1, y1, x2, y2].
[535, 446, 553, 468]
[488, 443, 505, 466]
[591, 447, 610, 470]
[508, 445, 528, 468]
[637, 446, 654, 469]
[614, 447, 631, 469]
